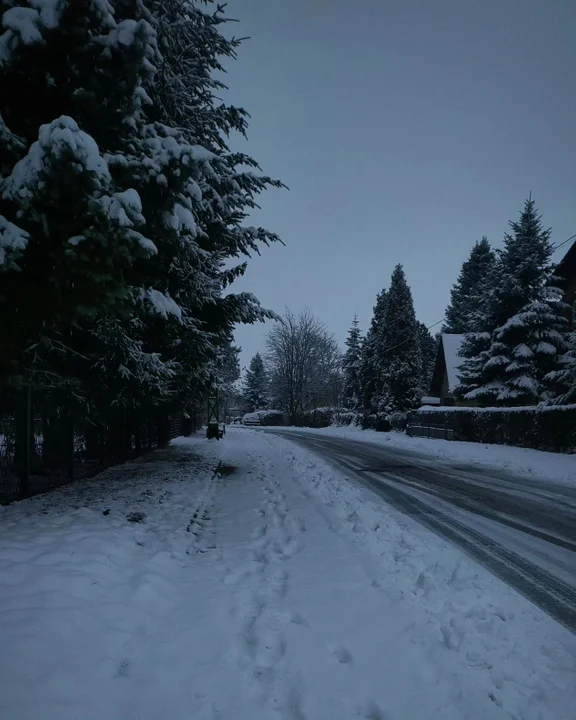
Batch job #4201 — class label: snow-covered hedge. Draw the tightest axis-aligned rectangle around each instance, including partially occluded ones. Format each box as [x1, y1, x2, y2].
[409, 404, 576, 453]
[292, 407, 358, 429]
[332, 410, 362, 427]
[361, 414, 391, 432]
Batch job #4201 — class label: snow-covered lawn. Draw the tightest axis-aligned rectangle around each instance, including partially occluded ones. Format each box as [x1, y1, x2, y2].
[272, 424, 576, 486]
[0, 429, 574, 720]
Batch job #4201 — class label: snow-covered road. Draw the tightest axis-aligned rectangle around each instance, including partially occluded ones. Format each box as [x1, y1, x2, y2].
[1, 429, 574, 720]
[265, 427, 576, 630]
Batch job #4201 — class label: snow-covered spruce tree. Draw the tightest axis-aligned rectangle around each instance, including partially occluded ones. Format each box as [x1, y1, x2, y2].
[417, 321, 438, 393]
[243, 352, 269, 411]
[142, 0, 283, 408]
[359, 290, 388, 414]
[342, 316, 362, 411]
[443, 237, 495, 334]
[457, 198, 558, 405]
[0, 1, 175, 402]
[0, 1, 282, 416]
[488, 287, 568, 405]
[547, 330, 576, 405]
[488, 198, 554, 329]
[377, 265, 422, 414]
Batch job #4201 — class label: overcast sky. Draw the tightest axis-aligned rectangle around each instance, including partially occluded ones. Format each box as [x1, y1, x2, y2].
[222, 0, 576, 372]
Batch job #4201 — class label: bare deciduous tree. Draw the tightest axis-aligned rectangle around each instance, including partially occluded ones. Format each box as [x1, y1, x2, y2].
[265, 309, 341, 418]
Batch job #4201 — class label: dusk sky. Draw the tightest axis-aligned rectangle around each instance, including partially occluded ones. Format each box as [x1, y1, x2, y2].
[222, 0, 576, 372]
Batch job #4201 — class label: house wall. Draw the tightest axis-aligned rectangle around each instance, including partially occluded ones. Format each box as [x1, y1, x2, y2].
[439, 371, 478, 407]
[558, 242, 576, 329]
[440, 371, 456, 406]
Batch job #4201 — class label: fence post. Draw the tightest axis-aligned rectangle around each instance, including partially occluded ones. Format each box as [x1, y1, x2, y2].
[15, 384, 32, 499]
[21, 384, 32, 498]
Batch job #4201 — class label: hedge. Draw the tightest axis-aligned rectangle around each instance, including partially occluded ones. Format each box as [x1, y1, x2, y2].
[409, 404, 576, 453]
[292, 408, 360, 428]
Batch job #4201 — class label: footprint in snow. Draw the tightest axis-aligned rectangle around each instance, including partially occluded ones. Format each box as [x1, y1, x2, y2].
[357, 699, 388, 719]
[115, 659, 130, 678]
[224, 566, 251, 585]
[330, 644, 353, 664]
[251, 523, 268, 540]
[290, 611, 308, 626]
[256, 628, 286, 668]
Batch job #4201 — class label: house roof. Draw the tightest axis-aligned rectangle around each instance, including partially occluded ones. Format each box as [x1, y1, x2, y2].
[429, 333, 466, 396]
[442, 334, 466, 392]
[556, 240, 576, 280]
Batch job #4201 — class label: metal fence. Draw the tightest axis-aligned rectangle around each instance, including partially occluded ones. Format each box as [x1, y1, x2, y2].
[0, 386, 186, 504]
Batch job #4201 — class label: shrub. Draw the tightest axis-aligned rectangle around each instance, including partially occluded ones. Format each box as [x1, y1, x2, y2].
[291, 407, 352, 428]
[409, 404, 576, 453]
[388, 412, 408, 432]
[332, 410, 362, 427]
[242, 410, 286, 426]
[361, 414, 391, 432]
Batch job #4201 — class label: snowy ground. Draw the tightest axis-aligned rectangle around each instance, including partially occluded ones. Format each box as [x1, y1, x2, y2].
[0, 429, 574, 720]
[271, 424, 576, 486]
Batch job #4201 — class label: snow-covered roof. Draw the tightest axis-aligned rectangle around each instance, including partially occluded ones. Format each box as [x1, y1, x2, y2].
[442, 334, 466, 392]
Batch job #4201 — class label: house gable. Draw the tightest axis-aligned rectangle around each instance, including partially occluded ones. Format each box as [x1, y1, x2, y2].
[429, 334, 466, 405]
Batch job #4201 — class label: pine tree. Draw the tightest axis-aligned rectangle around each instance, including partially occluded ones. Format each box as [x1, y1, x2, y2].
[342, 316, 362, 410]
[141, 0, 283, 413]
[243, 352, 269, 411]
[417, 322, 438, 393]
[490, 288, 568, 405]
[378, 265, 422, 414]
[0, 0, 171, 398]
[443, 237, 496, 334]
[547, 331, 576, 405]
[454, 331, 493, 400]
[487, 198, 554, 328]
[0, 0, 282, 417]
[457, 198, 562, 405]
[359, 290, 388, 413]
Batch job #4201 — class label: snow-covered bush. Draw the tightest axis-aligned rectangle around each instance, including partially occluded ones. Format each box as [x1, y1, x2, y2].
[293, 407, 352, 428]
[361, 414, 391, 432]
[332, 410, 362, 427]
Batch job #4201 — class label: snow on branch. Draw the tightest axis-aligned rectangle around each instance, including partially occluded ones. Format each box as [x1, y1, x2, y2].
[100, 189, 145, 227]
[2, 116, 110, 203]
[139, 288, 183, 321]
[0, 215, 29, 269]
[0, 1, 115, 64]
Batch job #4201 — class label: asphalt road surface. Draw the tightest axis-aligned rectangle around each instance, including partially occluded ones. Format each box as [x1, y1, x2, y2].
[266, 428, 576, 631]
